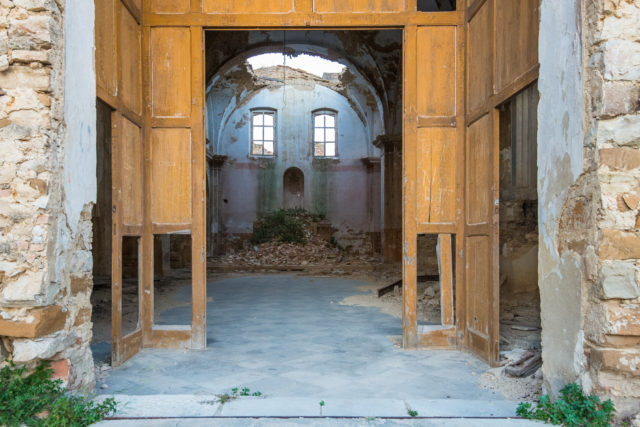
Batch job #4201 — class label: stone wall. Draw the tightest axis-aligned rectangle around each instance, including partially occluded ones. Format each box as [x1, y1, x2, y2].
[0, 0, 95, 391]
[582, 0, 640, 419]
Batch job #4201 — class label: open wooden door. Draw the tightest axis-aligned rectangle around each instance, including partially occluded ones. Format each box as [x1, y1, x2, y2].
[95, 0, 144, 366]
[402, 23, 463, 349]
[141, 22, 206, 350]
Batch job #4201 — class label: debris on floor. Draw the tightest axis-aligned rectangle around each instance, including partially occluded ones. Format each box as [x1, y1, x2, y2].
[500, 291, 541, 352]
[341, 280, 442, 324]
[210, 210, 378, 269]
[480, 348, 543, 401]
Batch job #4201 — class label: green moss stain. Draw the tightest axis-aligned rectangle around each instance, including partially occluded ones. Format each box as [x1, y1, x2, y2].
[257, 162, 278, 215]
[312, 167, 329, 217]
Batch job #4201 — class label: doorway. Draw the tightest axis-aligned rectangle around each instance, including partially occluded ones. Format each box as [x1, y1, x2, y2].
[283, 167, 305, 210]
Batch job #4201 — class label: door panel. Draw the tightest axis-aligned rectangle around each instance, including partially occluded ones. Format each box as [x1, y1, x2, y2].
[150, 128, 192, 225]
[150, 27, 192, 119]
[150, 0, 190, 14]
[111, 112, 144, 366]
[117, 1, 142, 116]
[203, 0, 294, 13]
[144, 26, 206, 350]
[403, 24, 460, 349]
[313, 0, 405, 13]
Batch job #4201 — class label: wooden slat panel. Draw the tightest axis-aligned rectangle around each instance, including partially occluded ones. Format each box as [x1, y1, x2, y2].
[151, 27, 191, 119]
[465, 114, 491, 225]
[117, 1, 142, 115]
[467, 0, 491, 114]
[150, 0, 190, 14]
[465, 235, 490, 341]
[439, 234, 454, 326]
[313, 0, 405, 12]
[203, 0, 294, 13]
[95, 0, 116, 97]
[417, 26, 456, 117]
[416, 128, 456, 224]
[120, 117, 143, 227]
[495, 0, 539, 95]
[150, 128, 192, 224]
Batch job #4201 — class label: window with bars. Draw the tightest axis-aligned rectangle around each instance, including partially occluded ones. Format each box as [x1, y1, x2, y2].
[313, 110, 337, 157]
[251, 110, 275, 156]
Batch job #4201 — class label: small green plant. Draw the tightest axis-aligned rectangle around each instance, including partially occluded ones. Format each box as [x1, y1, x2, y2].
[251, 209, 307, 245]
[517, 382, 615, 426]
[407, 409, 418, 417]
[0, 360, 117, 426]
[319, 400, 325, 416]
[220, 386, 262, 404]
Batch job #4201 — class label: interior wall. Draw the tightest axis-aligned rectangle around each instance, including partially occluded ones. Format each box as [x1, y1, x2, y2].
[92, 100, 112, 279]
[499, 83, 539, 295]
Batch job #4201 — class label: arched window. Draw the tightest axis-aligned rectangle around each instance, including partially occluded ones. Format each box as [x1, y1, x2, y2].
[251, 108, 276, 156]
[313, 109, 337, 158]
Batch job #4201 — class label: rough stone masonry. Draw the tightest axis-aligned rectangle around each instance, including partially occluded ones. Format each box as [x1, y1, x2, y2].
[0, 0, 95, 390]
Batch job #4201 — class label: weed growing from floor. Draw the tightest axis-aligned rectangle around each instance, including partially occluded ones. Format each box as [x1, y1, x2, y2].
[319, 400, 325, 416]
[219, 387, 263, 404]
[251, 209, 308, 244]
[0, 360, 117, 426]
[517, 382, 615, 426]
[407, 409, 418, 417]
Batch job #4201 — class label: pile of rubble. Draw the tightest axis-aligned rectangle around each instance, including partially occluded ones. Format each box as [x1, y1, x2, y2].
[211, 211, 376, 268]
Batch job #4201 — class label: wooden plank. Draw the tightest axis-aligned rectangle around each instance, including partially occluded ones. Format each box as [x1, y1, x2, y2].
[439, 234, 454, 326]
[141, 25, 154, 345]
[418, 116, 456, 128]
[190, 26, 207, 350]
[313, 0, 406, 13]
[489, 108, 500, 366]
[417, 26, 456, 117]
[110, 111, 123, 367]
[151, 223, 192, 234]
[417, 326, 456, 348]
[465, 114, 491, 226]
[145, 11, 461, 27]
[416, 223, 456, 234]
[119, 116, 143, 227]
[149, 327, 192, 348]
[122, 327, 143, 363]
[117, 1, 142, 116]
[96, 86, 143, 128]
[466, 0, 491, 114]
[121, 0, 142, 23]
[150, 128, 192, 225]
[494, 0, 539, 95]
[151, 27, 191, 119]
[416, 127, 456, 224]
[150, 0, 190, 14]
[203, 0, 294, 13]
[95, 0, 116, 98]
[466, 0, 487, 21]
[464, 235, 490, 351]
[402, 25, 418, 348]
[294, 0, 313, 12]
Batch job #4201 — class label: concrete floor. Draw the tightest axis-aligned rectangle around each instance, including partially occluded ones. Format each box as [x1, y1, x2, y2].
[93, 275, 525, 419]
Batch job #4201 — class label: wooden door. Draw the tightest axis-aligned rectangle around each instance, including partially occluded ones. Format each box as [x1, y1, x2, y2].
[95, 0, 144, 366]
[111, 112, 144, 366]
[403, 24, 463, 349]
[142, 25, 206, 350]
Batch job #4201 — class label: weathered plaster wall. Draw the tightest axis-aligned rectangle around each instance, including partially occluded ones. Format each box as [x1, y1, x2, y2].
[209, 67, 381, 245]
[537, 0, 586, 396]
[0, 0, 96, 390]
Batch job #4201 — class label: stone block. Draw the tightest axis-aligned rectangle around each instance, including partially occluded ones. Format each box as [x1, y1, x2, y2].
[601, 262, 640, 299]
[592, 347, 640, 377]
[11, 49, 49, 64]
[1, 270, 44, 305]
[600, 229, 640, 260]
[12, 331, 76, 363]
[8, 14, 53, 50]
[597, 81, 640, 118]
[13, 0, 56, 12]
[0, 53, 7, 71]
[597, 114, 640, 148]
[0, 304, 66, 337]
[50, 359, 69, 382]
[605, 301, 640, 336]
[601, 40, 640, 81]
[600, 148, 640, 171]
[0, 65, 50, 90]
[69, 275, 91, 295]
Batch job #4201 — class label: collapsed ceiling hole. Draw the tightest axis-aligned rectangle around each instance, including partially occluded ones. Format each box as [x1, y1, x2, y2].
[247, 53, 346, 78]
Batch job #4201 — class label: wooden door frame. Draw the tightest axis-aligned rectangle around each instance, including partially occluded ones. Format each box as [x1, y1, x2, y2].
[137, 0, 471, 354]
